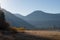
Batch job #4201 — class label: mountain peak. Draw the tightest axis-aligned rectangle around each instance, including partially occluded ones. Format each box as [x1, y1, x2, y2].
[26, 10, 46, 16]
[31, 10, 45, 14]
[33, 10, 44, 13]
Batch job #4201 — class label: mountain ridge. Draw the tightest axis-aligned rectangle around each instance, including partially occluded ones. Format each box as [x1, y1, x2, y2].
[15, 10, 60, 30]
[15, 10, 60, 17]
[2, 9, 35, 29]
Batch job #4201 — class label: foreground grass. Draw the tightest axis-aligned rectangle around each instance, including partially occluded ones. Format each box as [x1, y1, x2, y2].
[0, 30, 60, 40]
[25, 30, 60, 40]
[11, 27, 60, 40]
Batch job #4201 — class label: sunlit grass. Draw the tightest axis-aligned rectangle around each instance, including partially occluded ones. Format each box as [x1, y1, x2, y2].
[11, 27, 25, 33]
[25, 30, 60, 40]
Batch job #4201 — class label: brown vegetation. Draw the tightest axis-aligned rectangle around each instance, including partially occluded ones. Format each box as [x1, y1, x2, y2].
[25, 30, 60, 40]
[11, 27, 25, 33]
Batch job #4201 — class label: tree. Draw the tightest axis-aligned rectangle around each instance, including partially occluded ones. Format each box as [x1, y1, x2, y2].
[0, 9, 18, 34]
[0, 10, 6, 30]
[0, 10, 11, 31]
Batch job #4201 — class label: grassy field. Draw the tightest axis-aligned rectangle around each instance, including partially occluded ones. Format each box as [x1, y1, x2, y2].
[10, 27, 60, 40]
[24, 30, 60, 40]
[0, 29, 60, 40]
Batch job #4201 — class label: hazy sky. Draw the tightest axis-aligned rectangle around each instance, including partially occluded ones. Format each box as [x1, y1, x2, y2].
[0, 0, 60, 16]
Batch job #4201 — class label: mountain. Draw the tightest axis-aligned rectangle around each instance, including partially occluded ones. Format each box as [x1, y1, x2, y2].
[14, 14, 25, 19]
[2, 9, 35, 29]
[15, 10, 60, 30]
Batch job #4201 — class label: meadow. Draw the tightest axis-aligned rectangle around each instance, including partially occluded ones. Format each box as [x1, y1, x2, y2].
[25, 30, 60, 40]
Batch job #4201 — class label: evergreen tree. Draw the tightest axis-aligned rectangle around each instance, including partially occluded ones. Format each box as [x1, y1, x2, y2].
[0, 10, 5, 30]
[0, 10, 17, 33]
[0, 10, 10, 31]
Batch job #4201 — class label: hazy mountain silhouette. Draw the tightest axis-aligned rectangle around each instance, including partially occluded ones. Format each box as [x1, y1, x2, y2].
[15, 10, 60, 30]
[2, 9, 35, 29]
[15, 14, 25, 19]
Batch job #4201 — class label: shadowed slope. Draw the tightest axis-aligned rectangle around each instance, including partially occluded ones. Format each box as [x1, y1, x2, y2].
[2, 9, 35, 29]
[15, 10, 60, 30]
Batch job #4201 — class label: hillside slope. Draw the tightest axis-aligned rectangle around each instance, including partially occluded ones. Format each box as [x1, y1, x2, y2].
[2, 9, 35, 29]
[15, 10, 60, 30]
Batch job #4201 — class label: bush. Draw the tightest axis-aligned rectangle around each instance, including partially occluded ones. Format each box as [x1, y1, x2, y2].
[9, 27, 18, 34]
[15, 27, 25, 33]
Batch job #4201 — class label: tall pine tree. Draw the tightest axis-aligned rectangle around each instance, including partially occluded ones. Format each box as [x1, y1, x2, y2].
[0, 9, 10, 31]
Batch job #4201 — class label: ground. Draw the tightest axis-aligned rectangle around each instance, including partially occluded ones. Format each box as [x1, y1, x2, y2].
[25, 30, 60, 40]
[0, 30, 60, 40]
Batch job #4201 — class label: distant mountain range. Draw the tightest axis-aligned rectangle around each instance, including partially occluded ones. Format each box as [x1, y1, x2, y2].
[15, 10, 60, 30]
[2, 9, 35, 29]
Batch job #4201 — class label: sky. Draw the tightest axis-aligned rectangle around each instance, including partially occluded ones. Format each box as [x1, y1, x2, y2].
[0, 0, 60, 16]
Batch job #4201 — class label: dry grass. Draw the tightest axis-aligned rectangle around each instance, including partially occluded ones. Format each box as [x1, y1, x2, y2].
[25, 30, 60, 40]
[11, 27, 25, 33]
[0, 30, 60, 40]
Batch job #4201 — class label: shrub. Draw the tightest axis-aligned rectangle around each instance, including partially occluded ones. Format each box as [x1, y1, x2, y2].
[16, 27, 25, 33]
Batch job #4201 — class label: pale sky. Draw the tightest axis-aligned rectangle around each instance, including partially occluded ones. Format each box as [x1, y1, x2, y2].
[0, 0, 60, 16]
